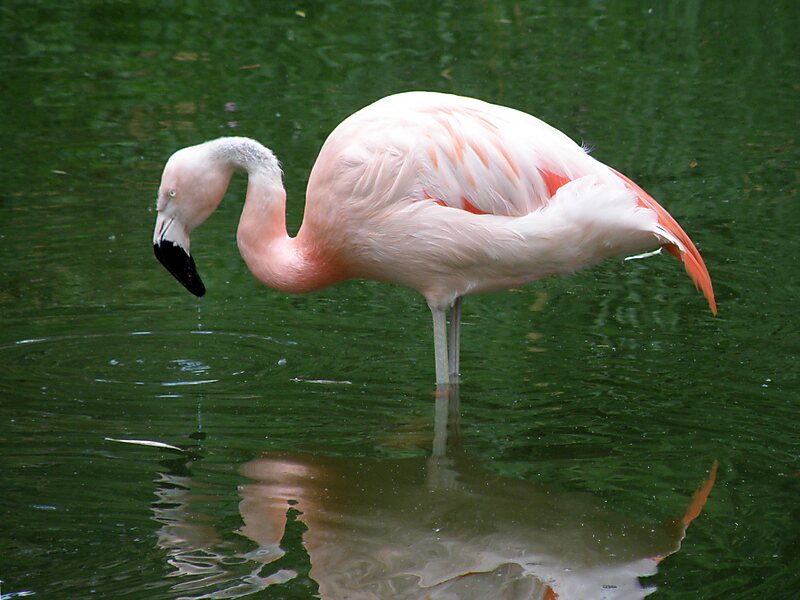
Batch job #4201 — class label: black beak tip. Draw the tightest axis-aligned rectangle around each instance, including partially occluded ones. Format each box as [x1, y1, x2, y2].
[154, 241, 206, 297]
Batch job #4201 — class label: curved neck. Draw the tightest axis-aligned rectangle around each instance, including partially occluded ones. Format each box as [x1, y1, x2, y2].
[228, 147, 346, 294]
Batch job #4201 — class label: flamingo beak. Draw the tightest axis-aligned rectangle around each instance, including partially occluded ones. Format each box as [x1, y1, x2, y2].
[153, 212, 206, 297]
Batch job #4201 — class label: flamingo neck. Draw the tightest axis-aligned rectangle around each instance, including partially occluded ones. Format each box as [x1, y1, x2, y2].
[234, 161, 345, 294]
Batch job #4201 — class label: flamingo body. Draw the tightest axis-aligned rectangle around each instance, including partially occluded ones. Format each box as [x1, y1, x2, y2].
[153, 92, 716, 385]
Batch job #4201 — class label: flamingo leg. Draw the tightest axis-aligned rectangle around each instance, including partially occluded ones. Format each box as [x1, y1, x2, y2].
[430, 306, 450, 386]
[448, 297, 462, 383]
[432, 392, 448, 458]
[427, 389, 459, 490]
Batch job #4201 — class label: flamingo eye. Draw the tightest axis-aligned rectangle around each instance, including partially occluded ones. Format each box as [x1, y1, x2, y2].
[168, 189, 177, 198]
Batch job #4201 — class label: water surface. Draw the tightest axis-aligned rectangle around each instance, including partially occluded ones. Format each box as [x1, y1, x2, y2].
[1, 2, 799, 598]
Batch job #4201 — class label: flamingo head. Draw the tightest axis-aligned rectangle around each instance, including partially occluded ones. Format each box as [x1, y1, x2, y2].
[152, 143, 234, 297]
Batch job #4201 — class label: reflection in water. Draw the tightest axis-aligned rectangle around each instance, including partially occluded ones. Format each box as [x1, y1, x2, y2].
[151, 392, 716, 599]
[151, 451, 303, 599]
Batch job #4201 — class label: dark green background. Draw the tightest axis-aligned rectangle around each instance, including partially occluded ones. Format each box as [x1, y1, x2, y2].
[1, 1, 798, 598]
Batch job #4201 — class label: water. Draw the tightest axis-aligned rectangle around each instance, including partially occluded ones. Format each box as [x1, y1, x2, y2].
[1, 1, 799, 598]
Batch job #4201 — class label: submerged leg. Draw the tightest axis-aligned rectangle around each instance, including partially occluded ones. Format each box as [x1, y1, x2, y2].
[448, 297, 462, 383]
[432, 392, 448, 458]
[430, 306, 450, 387]
[428, 384, 460, 490]
[432, 383, 461, 457]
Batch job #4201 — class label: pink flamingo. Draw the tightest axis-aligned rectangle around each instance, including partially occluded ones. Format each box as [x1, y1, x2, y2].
[153, 92, 716, 386]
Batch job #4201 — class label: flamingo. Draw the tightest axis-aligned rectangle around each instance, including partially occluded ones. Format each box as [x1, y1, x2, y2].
[153, 91, 716, 386]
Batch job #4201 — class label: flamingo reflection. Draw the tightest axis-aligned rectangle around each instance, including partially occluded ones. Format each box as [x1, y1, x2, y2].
[152, 393, 716, 599]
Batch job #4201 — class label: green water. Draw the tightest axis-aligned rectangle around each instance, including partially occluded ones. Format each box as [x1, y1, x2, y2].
[1, 2, 798, 598]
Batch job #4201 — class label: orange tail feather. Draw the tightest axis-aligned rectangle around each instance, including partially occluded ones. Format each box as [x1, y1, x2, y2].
[613, 169, 717, 315]
[680, 459, 719, 529]
[653, 459, 719, 564]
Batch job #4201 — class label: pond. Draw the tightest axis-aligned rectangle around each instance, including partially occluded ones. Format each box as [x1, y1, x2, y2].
[1, 2, 798, 598]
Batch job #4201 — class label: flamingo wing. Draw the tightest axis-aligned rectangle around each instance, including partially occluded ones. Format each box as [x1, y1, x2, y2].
[403, 93, 717, 314]
[326, 92, 595, 218]
[411, 94, 595, 217]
